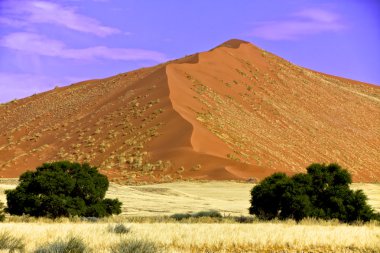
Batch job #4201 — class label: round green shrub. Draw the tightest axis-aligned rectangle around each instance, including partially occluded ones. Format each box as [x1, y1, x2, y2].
[249, 163, 378, 223]
[6, 161, 122, 218]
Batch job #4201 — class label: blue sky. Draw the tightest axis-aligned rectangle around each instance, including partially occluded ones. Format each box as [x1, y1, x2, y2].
[0, 0, 379, 103]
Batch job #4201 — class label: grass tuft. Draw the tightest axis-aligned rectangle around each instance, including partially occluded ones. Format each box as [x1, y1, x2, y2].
[0, 231, 25, 253]
[111, 239, 160, 253]
[109, 224, 131, 234]
[34, 236, 87, 253]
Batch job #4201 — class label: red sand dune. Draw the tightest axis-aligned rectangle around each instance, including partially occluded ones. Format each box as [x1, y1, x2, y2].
[0, 39, 379, 182]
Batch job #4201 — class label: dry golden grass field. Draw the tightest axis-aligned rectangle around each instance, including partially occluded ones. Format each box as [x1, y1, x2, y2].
[0, 180, 379, 252]
[1, 221, 380, 253]
[106, 181, 380, 216]
[2, 180, 379, 215]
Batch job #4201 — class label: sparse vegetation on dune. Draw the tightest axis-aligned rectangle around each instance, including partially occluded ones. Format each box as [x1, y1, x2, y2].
[1, 40, 379, 182]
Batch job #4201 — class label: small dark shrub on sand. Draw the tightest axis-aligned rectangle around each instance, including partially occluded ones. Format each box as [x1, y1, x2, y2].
[109, 224, 130, 234]
[170, 210, 222, 221]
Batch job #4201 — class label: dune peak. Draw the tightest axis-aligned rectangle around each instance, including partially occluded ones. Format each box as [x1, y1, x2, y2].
[217, 39, 250, 49]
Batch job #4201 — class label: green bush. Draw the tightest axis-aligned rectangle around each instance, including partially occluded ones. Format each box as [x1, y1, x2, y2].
[111, 239, 160, 253]
[249, 163, 379, 223]
[0, 231, 25, 253]
[34, 236, 87, 253]
[6, 161, 122, 218]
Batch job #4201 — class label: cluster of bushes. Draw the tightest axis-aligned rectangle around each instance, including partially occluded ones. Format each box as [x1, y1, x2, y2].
[5, 161, 122, 218]
[249, 163, 379, 222]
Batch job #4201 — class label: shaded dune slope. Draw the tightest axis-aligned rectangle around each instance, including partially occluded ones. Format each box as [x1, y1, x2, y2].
[0, 39, 379, 182]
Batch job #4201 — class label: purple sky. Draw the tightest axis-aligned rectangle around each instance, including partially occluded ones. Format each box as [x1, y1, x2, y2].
[0, 0, 379, 103]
